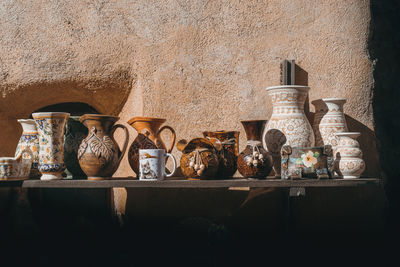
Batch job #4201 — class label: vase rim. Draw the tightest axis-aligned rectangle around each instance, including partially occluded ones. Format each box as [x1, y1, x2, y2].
[203, 130, 240, 134]
[335, 132, 361, 138]
[240, 119, 267, 123]
[80, 114, 119, 123]
[127, 116, 166, 125]
[69, 115, 82, 120]
[17, 119, 35, 123]
[0, 157, 17, 162]
[32, 112, 70, 118]
[266, 85, 310, 92]
[311, 98, 346, 104]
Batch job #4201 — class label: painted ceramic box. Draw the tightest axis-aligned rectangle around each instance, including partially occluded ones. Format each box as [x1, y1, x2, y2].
[281, 145, 334, 179]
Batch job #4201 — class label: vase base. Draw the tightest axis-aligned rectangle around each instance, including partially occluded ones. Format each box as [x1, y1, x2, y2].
[342, 175, 360, 179]
[88, 176, 109, 180]
[40, 173, 63, 180]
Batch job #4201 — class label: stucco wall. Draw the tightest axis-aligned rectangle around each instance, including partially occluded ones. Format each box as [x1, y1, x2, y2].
[0, 0, 378, 177]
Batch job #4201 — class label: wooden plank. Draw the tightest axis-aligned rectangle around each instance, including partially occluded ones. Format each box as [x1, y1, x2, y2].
[15, 178, 381, 189]
[0, 179, 24, 187]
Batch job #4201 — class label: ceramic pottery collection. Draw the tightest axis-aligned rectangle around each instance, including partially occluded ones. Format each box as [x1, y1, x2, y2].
[32, 112, 70, 180]
[281, 145, 334, 179]
[64, 116, 88, 179]
[78, 114, 129, 180]
[237, 120, 273, 179]
[16, 119, 40, 178]
[127, 117, 176, 176]
[203, 130, 239, 178]
[312, 98, 348, 147]
[139, 149, 176, 180]
[2, 83, 368, 180]
[263, 85, 315, 175]
[177, 138, 221, 180]
[0, 149, 33, 180]
[334, 132, 365, 178]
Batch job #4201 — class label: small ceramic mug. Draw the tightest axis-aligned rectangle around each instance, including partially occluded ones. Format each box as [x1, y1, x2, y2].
[139, 149, 176, 180]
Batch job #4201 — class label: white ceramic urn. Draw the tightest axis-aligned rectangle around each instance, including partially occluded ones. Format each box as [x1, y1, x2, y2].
[334, 132, 365, 179]
[262, 85, 315, 175]
[312, 98, 348, 147]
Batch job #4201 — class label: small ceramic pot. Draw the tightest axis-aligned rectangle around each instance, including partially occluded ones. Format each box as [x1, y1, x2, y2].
[78, 114, 129, 180]
[203, 130, 239, 178]
[237, 120, 273, 179]
[334, 132, 365, 179]
[15, 119, 40, 178]
[32, 112, 70, 180]
[263, 85, 315, 175]
[312, 98, 348, 147]
[64, 116, 88, 179]
[0, 149, 33, 180]
[177, 138, 221, 180]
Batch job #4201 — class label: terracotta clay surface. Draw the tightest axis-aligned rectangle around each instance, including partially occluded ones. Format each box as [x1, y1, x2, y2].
[78, 114, 129, 179]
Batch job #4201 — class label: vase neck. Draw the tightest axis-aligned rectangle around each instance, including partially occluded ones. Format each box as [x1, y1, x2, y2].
[269, 89, 307, 115]
[18, 120, 37, 133]
[246, 140, 262, 146]
[84, 119, 116, 137]
[131, 121, 163, 137]
[241, 120, 266, 142]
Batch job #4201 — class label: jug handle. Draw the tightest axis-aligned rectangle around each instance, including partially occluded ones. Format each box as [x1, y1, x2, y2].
[111, 124, 129, 167]
[157, 126, 176, 153]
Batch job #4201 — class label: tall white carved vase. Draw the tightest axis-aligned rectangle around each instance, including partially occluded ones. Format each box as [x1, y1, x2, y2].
[262, 85, 315, 175]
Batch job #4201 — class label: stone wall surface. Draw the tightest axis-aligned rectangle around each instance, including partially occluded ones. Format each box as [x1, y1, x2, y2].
[0, 0, 378, 177]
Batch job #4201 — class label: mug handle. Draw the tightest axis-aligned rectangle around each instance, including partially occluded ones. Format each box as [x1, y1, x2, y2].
[165, 153, 176, 177]
[157, 126, 176, 153]
[111, 124, 129, 167]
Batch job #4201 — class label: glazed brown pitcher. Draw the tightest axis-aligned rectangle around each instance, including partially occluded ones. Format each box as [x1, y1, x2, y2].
[78, 114, 129, 180]
[127, 117, 176, 176]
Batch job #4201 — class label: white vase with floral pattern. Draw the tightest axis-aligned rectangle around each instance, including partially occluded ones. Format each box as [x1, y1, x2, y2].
[15, 119, 40, 178]
[262, 85, 315, 175]
[32, 112, 70, 180]
[312, 98, 348, 147]
[334, 132, 365, 179]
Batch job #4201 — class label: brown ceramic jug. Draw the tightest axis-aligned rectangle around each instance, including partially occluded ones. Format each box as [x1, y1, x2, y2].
[202, 131, 239, 178]
[237, 120, 273, 179]
[177, 138, 221, 180]
[127, 117, 176, 176]
[78, 114, 129, 180]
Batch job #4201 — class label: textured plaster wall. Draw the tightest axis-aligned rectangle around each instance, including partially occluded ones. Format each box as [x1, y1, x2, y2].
[0, 0, 377, 177]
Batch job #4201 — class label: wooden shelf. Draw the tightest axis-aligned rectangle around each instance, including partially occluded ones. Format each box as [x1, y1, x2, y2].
[0, 178, 381, 189]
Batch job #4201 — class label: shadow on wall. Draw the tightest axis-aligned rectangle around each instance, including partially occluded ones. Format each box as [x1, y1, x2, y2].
[345, 114, 380, 178]
[31, 102, 99, 117]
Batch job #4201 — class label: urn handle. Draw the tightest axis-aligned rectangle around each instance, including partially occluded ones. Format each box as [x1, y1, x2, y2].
[111, 124, 129, 167]
[157, 125, 176, 153]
